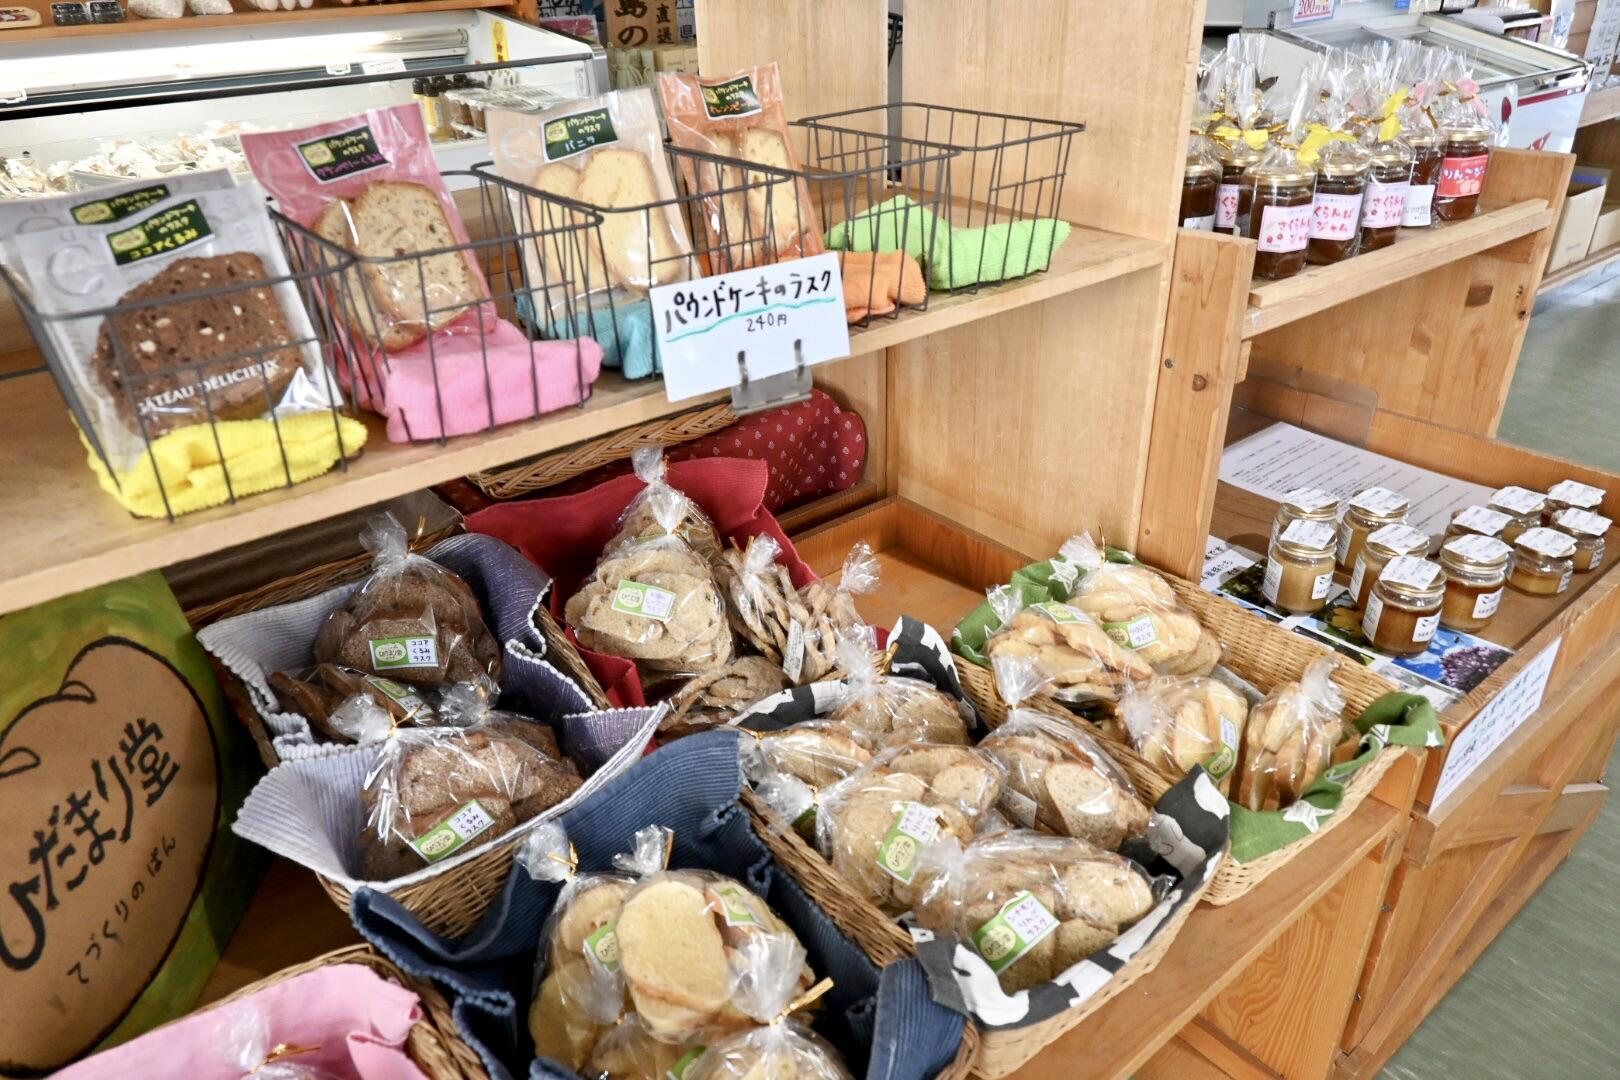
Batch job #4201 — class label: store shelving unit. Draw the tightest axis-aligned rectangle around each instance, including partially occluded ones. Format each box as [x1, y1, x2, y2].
[0, 0, 519, 41]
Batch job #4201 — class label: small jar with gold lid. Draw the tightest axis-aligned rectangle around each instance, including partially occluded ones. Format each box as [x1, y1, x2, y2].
[1438, 534, 1512, 632]
[1510, 527, 1576, 596]
[1182, 136, 1222, 230]
[1434, 118, 1492, 222]
[1307, 148, 1371, 265]
[1348, 522, 1431, 609]
[1215, 139, 1265, 235]
[1263, 519, 1338, 615]
[1363, 556, 1445, 657]
[1444, 505, 1513, 545]
[1359, 141, 1414, 252]
[1489, 486, 1547, 544]
[1544, 479, 1606, 522]
[1271, 486, 1342, 544]
[1244, 158, 1316, 280]
[1338, 487, 1410, 570]
[1551, 508, 1611, 572]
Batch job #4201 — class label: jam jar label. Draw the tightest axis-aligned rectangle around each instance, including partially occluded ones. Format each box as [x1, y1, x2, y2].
[1283, 486, 1339, 513]
[1594, 539, 1606, 570]
[1559, 568, 1573, 593]
[1361, 179, 1410, 229]
[1262, 559, 1285, 605]
[1216, 183, 1241, 229]
[1402, 184, 1436, 227]
[1473, 587, 1504, 620]
[1184, 213, 1216, 232]
[1362, 592, 1385, 640]
[1257, 202, 1312, 253]
[1438, 153, 1489, 199]
[1280, 519, 1337, 549]
[1312, 571, 1333, 599]
[1492, 485, 1544, 515]
[1309, 190, 1363, 241]
[1413, 613, 1440, 644]
[1381, 555, 1442, 590]
[1348, 557, 1370, 603]
[1519, 527, 1576, 559]
[1454, 505, 1512, 536]
[1555, 508, 1610, 537]
[1548, 479, 1605, 508]
[1351, 487, 1406, 515]
[1368, 522, 1430, 554]
[1445, 534, 1513, 563]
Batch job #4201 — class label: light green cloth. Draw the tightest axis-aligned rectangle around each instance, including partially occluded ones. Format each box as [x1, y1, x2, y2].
[826, 194, 1071, 290]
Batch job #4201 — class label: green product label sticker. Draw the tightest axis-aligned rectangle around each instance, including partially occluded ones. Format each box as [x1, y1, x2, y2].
[791, 803, 818, 836]
[1102, 614, 1159, 650]
[1033, 601, 1081, 624]
[667, 1047, 706, 1080]
[710, 883, 762, 927]
[542, 107, 619, 162]
[71, 183, 171, 225]
[365, 675, 427, 709]
[611, 580, 677, 622]
[368, 635, 439, 669]
[1203, 715, 1240, 780]
[700, 74, 763, 119]
[296, 124, 389, 183]
[411, 800, 497, 863]
[876, 801, 941, 885]
[106, 199, 213, 267]
[584, 922, 621, 973]
[971, 890, 1060, 975]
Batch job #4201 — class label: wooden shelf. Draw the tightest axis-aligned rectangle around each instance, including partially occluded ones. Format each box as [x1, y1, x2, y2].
[1541, 240, 1620, 290]
[1580, 82, 1620, 129]
[0, 0, 512, 43]
[1242, 199, 1555, 340]
[0, 232, 1160, 618]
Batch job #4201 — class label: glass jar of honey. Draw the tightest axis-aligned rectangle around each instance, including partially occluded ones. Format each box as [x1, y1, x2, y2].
[1363, 556, 1445, 657]
[1444, 505, 1513, 545]
[1544, 479, 1606, 522]
[1438, 534, 1511, 632]
[1435, 120, 1492, 221]
[1359, 142, 1413, 252]
[1307, 152, 1370, 265]
[1489, 486, 1547, 544]
[1244, 159, 1316, 280]
[1263, 520, 1339, 615]
[1182, 138, 1221, 230]
[1510, 527, 1576, 596]
[1215, 140, 1264, 235]
[1348, 522, 1431, 609]
[1338, 487, 1410, 570]
[1271, 486, 1342, 544]
[1551, 508, 1610, 572]
[1402, 129, 1444, 228]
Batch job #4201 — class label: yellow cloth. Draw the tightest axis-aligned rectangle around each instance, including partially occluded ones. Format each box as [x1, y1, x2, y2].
[86, 412, 368, 519]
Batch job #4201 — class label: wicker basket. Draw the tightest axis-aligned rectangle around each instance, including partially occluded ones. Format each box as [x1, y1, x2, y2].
[467, 399, 737, 500]
[954, 577, 1405, 908]
[203, 944, 481, 1080]
[745, 781, 1211, 1078]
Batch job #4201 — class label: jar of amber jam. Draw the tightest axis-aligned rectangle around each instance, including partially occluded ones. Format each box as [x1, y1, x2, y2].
[1348, 522, 1431, 608]
[1263, 520, 1339, 615]
[1489, 486, 1547, 544]
[1338, 487, 1410, 570]
[1244, 160, 1316, 280]
[1363, 556, 1445, 657]
[1438, 534, 1511, 632]
[1359, 143, 1413, 252]
[1182, 155, 1220, 230]
[1444, 505, 1513, 545]
[1307, 152, 1370, 265]
[1551, 508, 1610, 572]
[1510, 527, 1576, 596]
[1435, 120, 1492, 221]
[1271, 486, 1342, 544]
[1215, 140, 1264, 235]
[1544, 479, 1606, 522]
[1402, 129, 1444, 227]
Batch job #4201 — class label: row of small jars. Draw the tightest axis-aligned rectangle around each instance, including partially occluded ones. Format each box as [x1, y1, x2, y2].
[1180, 119, 1494, 281]
[1261, 481, 1610, 656]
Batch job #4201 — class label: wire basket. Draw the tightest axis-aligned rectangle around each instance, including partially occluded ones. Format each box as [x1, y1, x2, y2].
[798, 101, 1084, 293]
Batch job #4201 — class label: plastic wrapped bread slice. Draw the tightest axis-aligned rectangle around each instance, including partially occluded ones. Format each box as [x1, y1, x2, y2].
[1120, 675, 1250, 795]
[586, 1015, 705, 1079]
[1054, 534, 1218, 676]
[1235, 657, 1348, 812]
[717, 533, 811, 677]
[606, 447, 726, 571]
[981, 585, 1153, 705]
[912, 830, 1161, 995]
[687, 935, 851, 1080]
[664, 656, 791, 736]
[824, 634, 970, 745]
[976, 655, 1151, 849]
[795, 542, 880, 684]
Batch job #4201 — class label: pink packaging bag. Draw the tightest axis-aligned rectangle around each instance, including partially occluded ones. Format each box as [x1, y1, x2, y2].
[56, 962, 427, 1080]
[242, 104, 600, 442]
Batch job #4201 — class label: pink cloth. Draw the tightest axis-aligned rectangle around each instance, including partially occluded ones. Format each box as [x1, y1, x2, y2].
[57, 964, 428, 1080]
[340, 308, 603, 442]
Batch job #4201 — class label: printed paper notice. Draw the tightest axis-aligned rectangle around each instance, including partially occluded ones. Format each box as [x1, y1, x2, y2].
[1430, 638, 1561, 810]
[1221, 422, 1494, 536]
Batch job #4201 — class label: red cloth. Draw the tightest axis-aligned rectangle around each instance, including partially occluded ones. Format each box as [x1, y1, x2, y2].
[683, 390, 867, 511]
[468, 457, 816, 708]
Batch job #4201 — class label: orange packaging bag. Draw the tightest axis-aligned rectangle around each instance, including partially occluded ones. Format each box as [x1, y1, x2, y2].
[657, 63, 824, 271]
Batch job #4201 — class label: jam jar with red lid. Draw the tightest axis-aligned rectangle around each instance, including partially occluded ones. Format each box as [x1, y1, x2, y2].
[1244, 158, 1316, 280]
[1359, 142, 1413, 252]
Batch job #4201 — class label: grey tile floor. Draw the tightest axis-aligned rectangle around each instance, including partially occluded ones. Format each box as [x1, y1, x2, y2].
[1380, 268, 1620, 1080]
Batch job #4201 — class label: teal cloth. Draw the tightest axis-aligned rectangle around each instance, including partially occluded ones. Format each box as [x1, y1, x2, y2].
[950, 549, 1139, 667]
[1229, 693, 1443, 863]
[826, 194, 1071, 289]
[544, 297, 661, 380]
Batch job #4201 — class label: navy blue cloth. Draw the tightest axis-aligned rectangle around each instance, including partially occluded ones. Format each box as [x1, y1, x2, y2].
[353, 731, 966, 1080]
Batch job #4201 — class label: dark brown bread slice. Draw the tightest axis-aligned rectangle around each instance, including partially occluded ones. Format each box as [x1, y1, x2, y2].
[92, 252, 301, 439]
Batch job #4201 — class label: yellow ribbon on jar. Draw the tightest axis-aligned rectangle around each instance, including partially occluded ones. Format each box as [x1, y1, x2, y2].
[1378, 88, 1410, 143]
[1213, 124, 1271, 151]
[1296, 123, 1355, 166]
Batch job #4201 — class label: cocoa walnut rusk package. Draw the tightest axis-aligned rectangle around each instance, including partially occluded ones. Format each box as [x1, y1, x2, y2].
[10, 184, 339, 474]
[658, 63, 825, 271]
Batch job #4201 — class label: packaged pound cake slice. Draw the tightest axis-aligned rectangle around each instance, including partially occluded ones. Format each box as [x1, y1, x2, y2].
[825, 634, 971, 745]
[1055, 533, 1220, 676]
[1236, 657, 1347, 812]
[981, 585, 1153, 705]
[658, 63, 825, 270]
[687, 936, 851, 1080]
